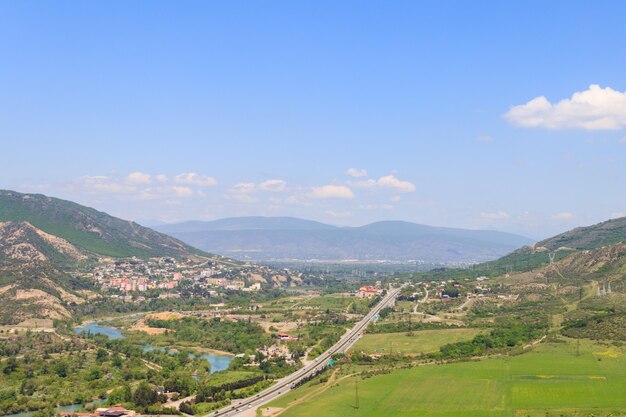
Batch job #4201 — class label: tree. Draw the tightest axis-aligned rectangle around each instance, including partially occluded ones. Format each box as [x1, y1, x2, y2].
[3, 357, 17, 375]
[196, 382, 211, 402]
[108, 383, 132, 403]
[111, 353, 123, 368]
[133, 382, 159, 407]
[179, 401, 194, 414]
[96, 348, 109, 364]
[53, 361, 68, 378]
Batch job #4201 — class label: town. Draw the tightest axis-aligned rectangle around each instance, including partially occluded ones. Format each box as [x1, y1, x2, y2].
[87, 257, 300, 300]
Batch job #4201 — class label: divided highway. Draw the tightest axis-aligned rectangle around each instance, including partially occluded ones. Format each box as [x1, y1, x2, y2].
[206, 285, 404, 417]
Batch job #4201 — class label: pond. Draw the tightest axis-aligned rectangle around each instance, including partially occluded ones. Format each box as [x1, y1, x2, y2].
[73, 322, 124, 339]
[198, 353, 234, 373]
[74, 323, 234, 373]
[142, 345, 233, 373]
[3, 400, 106, 417]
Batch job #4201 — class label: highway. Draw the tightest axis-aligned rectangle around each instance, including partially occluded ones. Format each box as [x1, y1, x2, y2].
[205, 284, 404, 417]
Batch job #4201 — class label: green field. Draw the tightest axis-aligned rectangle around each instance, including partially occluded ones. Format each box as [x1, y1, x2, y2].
[267, 338, 626, 417]
[351, 328, 482, 355]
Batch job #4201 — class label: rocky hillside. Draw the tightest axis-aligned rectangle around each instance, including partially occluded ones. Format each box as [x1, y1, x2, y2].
[506, 243, 626, 341]
[0, 221, 92, 323]
[0, 190, 205, 258]
[0, 190, 210, 324]
[537, 217, 626, 251]
[463, 216, 626, 276]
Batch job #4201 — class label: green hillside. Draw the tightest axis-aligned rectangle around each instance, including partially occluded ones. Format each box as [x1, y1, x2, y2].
[538, 217, 626, 250]
[0, 190, 205, 258]
[430, 217, 626, 279]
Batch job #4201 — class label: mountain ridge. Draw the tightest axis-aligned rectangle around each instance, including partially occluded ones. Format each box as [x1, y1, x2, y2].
[0, 189, 206, 259]
[156, 217, 533, 263]
[0, 190, 211, 324]
[431, 215, 626, 280]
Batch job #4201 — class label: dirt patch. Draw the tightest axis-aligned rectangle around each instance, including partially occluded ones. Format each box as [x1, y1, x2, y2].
[145, 311, 185, 320]
[249, 273, 267, 283]
[257, 320, 299, 334]
[0, 284, 15, 295]
[260, 407, 283, 416]
[129, 311, 183, 334]
[127, 326, 169, 335]
[15, 318, 54, 329]
[15, 288, 52, 300]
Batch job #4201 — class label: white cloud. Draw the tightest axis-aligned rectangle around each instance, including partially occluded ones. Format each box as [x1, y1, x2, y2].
[229, 179, 287, 194]
[551, 212, 575, 220]
[480, 211, 510, 220]
[79, 175, 133, 194]
[505, 85, 626, 130]
[75, 172, 203, 200]
[377, 175, 416, 192]
[309, 185, 355, 199]
[355, 175, 416, 193]
[346, 168, 368, 178]
[618, 136, 626, 144]
[259, 179, 287, 192]
[231, 182, 256, 194]
[174, 172, 217, 187]
[126, 171, 151, 185]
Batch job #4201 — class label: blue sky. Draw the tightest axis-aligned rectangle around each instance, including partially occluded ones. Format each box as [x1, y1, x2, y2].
[2, 1, 626, 239]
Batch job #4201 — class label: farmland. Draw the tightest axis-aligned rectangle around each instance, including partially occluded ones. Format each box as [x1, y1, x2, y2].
[264, 338, 626, 417]
[350, 328, 483, 356]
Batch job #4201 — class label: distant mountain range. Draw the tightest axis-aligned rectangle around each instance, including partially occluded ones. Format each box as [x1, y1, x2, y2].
[0, 189, 208, 324]
[156, 216, 534, 263]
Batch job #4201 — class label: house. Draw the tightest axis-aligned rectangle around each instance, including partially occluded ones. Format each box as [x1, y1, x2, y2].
[357, 286, 382, 298]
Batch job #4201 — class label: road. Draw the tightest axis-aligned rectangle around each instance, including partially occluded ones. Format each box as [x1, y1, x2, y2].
[412, 288, 429, 314]
[204, 284, 404, 417]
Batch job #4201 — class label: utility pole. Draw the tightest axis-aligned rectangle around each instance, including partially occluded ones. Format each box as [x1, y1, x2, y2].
[407, 314, 413, 336]
[354, 376, 360, 410]
[576, 336, 580, 357]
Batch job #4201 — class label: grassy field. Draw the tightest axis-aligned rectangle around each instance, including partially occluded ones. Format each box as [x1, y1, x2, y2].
[350, 328, 482, 355]
[265, 338, 626, 417]
[300, 294, 356, 310]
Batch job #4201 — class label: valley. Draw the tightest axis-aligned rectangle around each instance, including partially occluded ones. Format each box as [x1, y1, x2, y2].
[1, 190, 625, 417]
[4, 5, 625, 417]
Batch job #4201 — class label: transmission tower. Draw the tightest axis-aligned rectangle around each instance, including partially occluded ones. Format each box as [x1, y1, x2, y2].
[354, 376, 360, 409]
[548, 252, 556, 265]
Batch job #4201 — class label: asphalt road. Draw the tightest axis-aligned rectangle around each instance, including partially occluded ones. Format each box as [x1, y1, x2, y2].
[205, 285, 404, 417]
